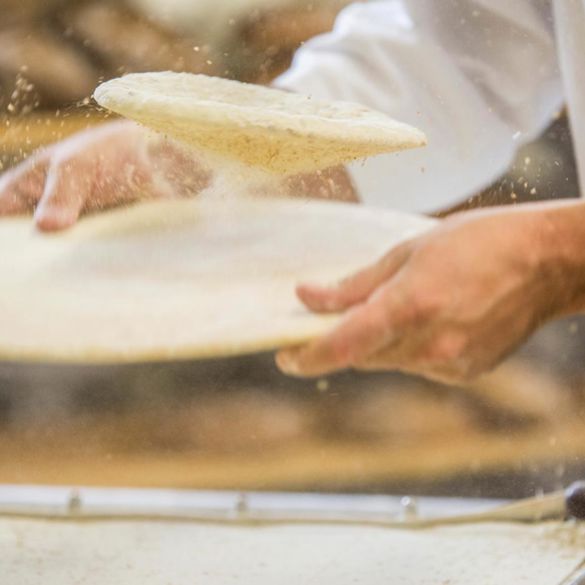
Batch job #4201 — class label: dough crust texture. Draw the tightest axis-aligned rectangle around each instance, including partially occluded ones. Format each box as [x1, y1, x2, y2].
[94, 72, 427, 174]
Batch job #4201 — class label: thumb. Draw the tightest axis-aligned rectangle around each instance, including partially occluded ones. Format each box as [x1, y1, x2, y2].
[297, 240, 413, 313]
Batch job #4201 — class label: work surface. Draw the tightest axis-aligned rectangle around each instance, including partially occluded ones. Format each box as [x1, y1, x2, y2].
[1, 487, 584, 584]
[2, 516, 584, 584]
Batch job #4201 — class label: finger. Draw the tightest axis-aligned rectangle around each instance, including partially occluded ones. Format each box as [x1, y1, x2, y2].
[277, 292, 405, 377]
[34, 159, 90, 231]
[297, 241, 412, 313]
[0, 153, 50, 214]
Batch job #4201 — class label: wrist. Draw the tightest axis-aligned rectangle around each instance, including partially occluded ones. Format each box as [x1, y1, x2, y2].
[532, 201, 585, 316]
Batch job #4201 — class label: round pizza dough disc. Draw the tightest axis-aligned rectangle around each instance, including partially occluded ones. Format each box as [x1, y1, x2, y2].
[93, 72, 427, 174]
[0, 198, 434, 364]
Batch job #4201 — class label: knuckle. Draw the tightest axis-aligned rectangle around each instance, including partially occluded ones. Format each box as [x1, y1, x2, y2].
[392, 289, 443, 329]
[325, 340, 355, 371]
[333, 343, 355, 367]
[329, 332, 364, 368]
[363, 305, 393, 340]
[335, 284, 358, 307]
[409, 290, 443, 322]
[328, 315, 376, 368]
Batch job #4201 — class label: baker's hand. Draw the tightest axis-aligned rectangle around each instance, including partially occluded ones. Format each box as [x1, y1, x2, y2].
[277, 203, 585, 384]
[0, 120, 211, 231]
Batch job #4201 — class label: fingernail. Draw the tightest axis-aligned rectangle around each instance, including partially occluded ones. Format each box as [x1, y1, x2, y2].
[299, 284, 337, 303]
[276, 351, 300, 375]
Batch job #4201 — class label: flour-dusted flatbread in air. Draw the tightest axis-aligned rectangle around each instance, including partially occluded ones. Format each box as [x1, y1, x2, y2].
[93, 72, 427, 174]
[0, 198, 434, 364]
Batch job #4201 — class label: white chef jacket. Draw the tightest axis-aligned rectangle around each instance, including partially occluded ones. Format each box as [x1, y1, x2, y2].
[275, 0, 585, 213]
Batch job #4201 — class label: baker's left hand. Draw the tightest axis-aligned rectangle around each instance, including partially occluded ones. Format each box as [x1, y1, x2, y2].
[276, 203, 585, 384]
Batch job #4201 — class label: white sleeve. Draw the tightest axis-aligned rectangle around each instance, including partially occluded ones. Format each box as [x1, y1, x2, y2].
[274, 0, 564, 212]
[553, 0, 585, 196]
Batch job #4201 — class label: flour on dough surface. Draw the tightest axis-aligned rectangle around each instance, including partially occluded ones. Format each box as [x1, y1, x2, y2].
[0, 197, 434, 363]
[94, 72, 426, 174]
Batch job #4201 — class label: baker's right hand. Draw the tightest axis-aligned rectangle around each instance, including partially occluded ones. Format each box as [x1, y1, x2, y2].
[0, 120, 212, 231]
